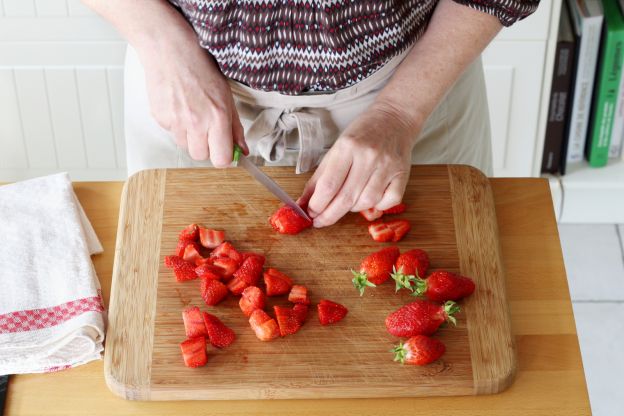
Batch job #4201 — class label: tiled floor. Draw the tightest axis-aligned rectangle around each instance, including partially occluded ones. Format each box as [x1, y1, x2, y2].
[559, 224, 624, 416]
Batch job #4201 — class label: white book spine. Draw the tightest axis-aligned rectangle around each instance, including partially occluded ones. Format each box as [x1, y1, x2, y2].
[566, 16, 604, 163]
[610, 66, 624, 159]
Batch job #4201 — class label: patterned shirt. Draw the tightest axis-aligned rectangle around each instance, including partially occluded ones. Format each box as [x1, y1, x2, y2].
[169, 0, 539, 95]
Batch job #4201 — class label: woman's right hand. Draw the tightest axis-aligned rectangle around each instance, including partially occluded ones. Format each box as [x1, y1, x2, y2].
[138, 36, 248, 167]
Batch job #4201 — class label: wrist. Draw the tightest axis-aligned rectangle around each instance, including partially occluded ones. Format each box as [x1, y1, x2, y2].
[367, 99, 424, 151]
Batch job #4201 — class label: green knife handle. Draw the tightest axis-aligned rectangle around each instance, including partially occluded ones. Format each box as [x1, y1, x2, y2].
[232, 144, 242, 166]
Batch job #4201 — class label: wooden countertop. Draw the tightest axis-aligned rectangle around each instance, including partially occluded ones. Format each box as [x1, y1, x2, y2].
[4, 179, 591, 415]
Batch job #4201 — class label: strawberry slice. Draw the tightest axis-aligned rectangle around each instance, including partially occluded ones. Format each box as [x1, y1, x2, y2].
[182, 306, 207, 338]
[175, 239, 188, 257]
[288, 285, 310, 305]
[194, 263, 222, 281]
[269, 205, 312, 235]
[199, 228, 225, 249]
[249, 309, 280, 341]
[202, 312, 236, 348]
[210, 241, 243, 265]
[274, 305, 301, 336]
[368, 222, 394, 242]
[180, 337, 207, 368]
[200, 278, 228, 306]
[263, 268, 293, 296]
[226, 277, 248, 295]
[182, 242, 203, 264]
[360, 207, 384, 221]
[293, 304, 308, 325]
[242, 252, 266, 263]
[211, 257, 239, 279]
[386, 219, 410, 242]
[164, 255, 198, 282]
[383, 203, 406, 215]
[317, 299, 348, 326]
[178, 223, 199, 242]
[233, 255, 265, 286]
[239, 286, 266, 317]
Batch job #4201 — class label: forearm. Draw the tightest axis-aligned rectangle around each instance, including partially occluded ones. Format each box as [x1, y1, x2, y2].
[374, 0, 502, 135]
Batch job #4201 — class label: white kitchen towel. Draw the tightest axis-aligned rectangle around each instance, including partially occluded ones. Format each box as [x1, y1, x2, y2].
[0, 173, 106, 374]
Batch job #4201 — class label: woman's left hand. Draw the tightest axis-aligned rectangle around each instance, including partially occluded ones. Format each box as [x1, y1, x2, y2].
[299, 101, 420, 228]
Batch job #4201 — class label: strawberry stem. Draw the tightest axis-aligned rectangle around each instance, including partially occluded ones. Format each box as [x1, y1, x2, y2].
[351, 270, 376, 296]
[391, 342, 407, 364]
[410, 278, 428, 297]
[444, 301, 461, 326]
[390, 266, 417, 293]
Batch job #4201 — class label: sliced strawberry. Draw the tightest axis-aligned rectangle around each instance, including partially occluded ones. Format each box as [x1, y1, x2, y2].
[199, 228, 225, 249]
[317, 299, 348, 326]
[194, 263, 222, 281]
[180, 337, 207, 368]
[360, 207, 384, 221]
[368, 222, 394, 242]
[182, 242, 203, 264]
[178, 223, 199, 242]
[226, 276, 248, 295]
[274, 305, 301, 336]
[293, 304, 308, 325]
[200, 279, 228, 306]
[263, 268, 293, 296]
[383, 203, 406, 215]
[239, 286, 266, 317]
[175, 239, 188, 257]
[182, 306, 207, 338]
[164, 255, 198, 282]
[249, 309, 280, 341]
[269, 205, 312, 235]
[202, 312, 236, 348]
[288, 285, 310, 305]
[210, 241, 243, 265]
[211, 257, 239, 279]
[386, 219, 410, 242]
[195, 257, 213, 266]
[233, 255, 265, 286]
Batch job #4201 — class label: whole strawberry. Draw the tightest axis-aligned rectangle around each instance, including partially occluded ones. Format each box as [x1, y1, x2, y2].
[392, 335, 446, 366]
[351, 247, 400, 295]
[413, 271, 475, 302]
[269, 205, 312, 235]
[385, 299, 460, 337]
[391, 249, 430, 292]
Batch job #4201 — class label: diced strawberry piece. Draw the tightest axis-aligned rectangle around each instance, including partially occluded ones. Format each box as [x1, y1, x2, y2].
[179, 224, 199, 242]
[226, 277, 248, 296]
[202, 312, 236, 348]
[194, 263, 222, 281]
[274, 305, 301, 336]
[180, 337, 207, 368]
[199, 228, 225, 249]
[269, 205, 312, 235]
[249, 309, 280, 341]
[182, 306, 208, 338]
[210, 241, 243, 265]
[288, 285, 310, 305]
[239, 286, 266, 317]
[293, 304, 308, 325]
[175, 239, 188, 257]
[360, 207, 383, 221]
[386, 219, 410, 242]
[241, 252, 266, 263]
[383, 203, 406, 215]
[164, 255, 198, 282]
[368, 222, 394, 242]
[182, 242, 203, 264]
[233, 255, 265, 286]
[318, 299, 348, 326]
[195, 257, 213, 266]
[212, 257, 239, 279]
[200, 279, 228, 306]
[263, 268, 293, 296]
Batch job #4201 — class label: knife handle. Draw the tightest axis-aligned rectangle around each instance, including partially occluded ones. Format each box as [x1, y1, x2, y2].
[232, 144, 243, 166]
[0, 374, 8, 416]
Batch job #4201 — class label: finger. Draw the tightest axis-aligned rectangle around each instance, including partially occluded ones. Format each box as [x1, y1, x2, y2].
[208, 113, 234, 168]
[186, 126, 210, 160]
[375, 172, 409, 211]
[306, 153, 352, 218]
[172, 126, 187, 148]
[350, 170, 388, 212]
[312, 160, 373, 228]
[297, 166, 323, 210]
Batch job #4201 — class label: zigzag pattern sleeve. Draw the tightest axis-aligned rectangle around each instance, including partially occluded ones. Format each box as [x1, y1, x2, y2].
[451, 0, 540, 27]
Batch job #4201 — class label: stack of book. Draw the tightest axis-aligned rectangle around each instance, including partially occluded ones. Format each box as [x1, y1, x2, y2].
[541, 0, 624, 174]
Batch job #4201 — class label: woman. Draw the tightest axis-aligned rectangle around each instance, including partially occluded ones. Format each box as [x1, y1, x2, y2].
[83, 0, 539, 227]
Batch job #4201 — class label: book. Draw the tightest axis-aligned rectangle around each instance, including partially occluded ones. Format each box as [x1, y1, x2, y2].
[563, 0, 604, 170]
[586, 0, 624, 167]
[542, 2, 577, 174]
[609, 0, 624, 159]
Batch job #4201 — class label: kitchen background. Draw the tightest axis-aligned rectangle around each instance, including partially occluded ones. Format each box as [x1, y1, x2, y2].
[0, 0, 621, 414]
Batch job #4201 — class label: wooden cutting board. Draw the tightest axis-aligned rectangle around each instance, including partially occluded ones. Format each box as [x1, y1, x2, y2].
[104, 165, 515, 401]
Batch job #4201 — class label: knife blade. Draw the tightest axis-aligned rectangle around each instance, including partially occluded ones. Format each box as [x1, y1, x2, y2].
[233, 147, 311, 222]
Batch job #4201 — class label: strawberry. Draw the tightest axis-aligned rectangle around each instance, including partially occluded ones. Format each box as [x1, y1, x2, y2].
[386, 219, 410, 242]
[274, 305, 302, 336]
[233, 255, 265, 286]
[263, 268, 293, 296]
[293, 304, 308, 325]
[391, 249, 430, 291]
[242, 252, 265, 263]
[200, 278, 228, 306]
[239, 286, 266, 317]
[385, 299, 460, 337]
[413, 271, 475, 302]
[288, 285, 310, 305]
[368, 222, 394, 242]
[249, 309, 280, 341]
[226, 277, 248, 296]
[180, 337, 207, 368]
[164, 255, 198, 282]
[317, 299, 348, 325]
[182, 306, 208, 338]
[211, 257, 239, 279]
[182, 242, 203, 264]
[360, 207, 383, 221]
[175, 239, 188, 257]
[351, 246, 400, 295]
[269, 205, 312, 235]
[195, 257, 213, 266]
[202, 312, 236, 348]
[392, 335, 446, 366]
[210, 241, 243, 265]
[199, 228, 225, 249]
[194, 263, 222, 281]
[383, 203, 407, 215]
[178, 223, 199, 242]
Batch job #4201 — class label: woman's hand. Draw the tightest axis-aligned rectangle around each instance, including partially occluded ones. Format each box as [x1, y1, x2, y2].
[299, 101, 419, 228]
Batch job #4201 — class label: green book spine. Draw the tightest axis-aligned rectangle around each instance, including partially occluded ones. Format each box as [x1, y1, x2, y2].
[587, 0, 624, 167]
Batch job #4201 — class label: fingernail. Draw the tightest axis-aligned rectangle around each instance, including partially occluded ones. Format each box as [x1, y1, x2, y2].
[308, 210, 318, 218]
[313, 219, 324, 228]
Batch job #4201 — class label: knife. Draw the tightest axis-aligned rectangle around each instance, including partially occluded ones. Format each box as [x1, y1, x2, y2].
[232, 145, 311, 222]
